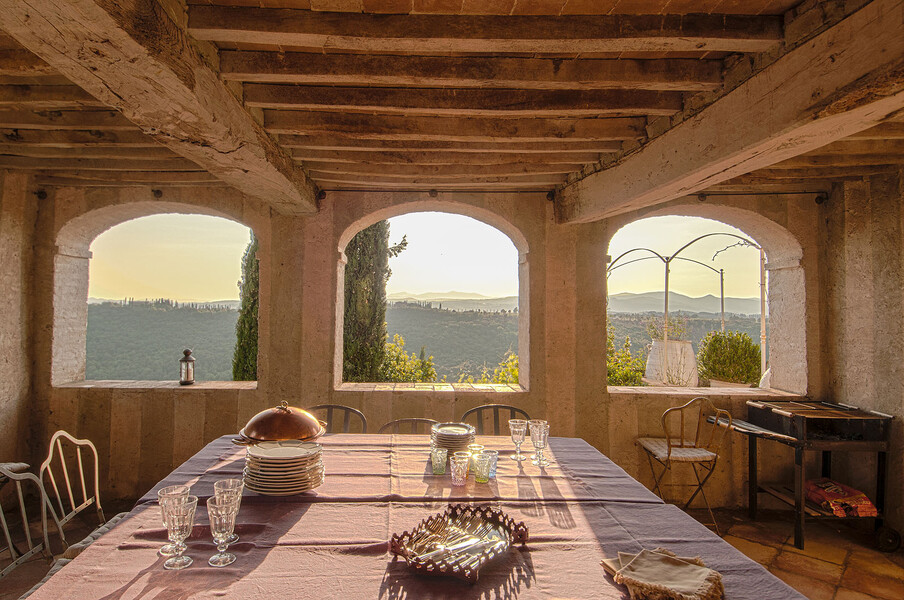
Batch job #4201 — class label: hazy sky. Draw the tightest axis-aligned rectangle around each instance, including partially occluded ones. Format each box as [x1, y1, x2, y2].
[87, 211, 763, 302]
[608, 216, 763, 298]
[89, 214, 251, 302]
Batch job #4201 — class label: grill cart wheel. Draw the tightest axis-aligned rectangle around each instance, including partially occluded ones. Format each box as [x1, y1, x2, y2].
[876, 525, 901, 553]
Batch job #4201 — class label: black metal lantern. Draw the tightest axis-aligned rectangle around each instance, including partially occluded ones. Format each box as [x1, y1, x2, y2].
[179, 349, 195, 385]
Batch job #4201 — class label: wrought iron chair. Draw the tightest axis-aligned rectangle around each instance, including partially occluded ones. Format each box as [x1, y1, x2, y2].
[636, 397, 732, 535]
[378, 418, 438, 434]
[307, 404, 368, 433]
[461, 404, 531, 435]
[39, 430, 106, 544]
[0, 464, 61, 579]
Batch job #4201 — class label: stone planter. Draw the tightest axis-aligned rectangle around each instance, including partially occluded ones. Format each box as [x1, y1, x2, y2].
[644, 340, 698, 387]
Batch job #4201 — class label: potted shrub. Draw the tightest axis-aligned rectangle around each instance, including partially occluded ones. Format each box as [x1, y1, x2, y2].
[643, 316, 698, 387]
[697, 330, 761, 387]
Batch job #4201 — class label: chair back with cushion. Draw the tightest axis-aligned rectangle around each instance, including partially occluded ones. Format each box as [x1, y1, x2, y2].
[378, 418, 438, 435]
[461, 404, 531, 435]
[0, 466, 60, 579]
[306, 404, 368, 433]
[39, 431, 105, 537]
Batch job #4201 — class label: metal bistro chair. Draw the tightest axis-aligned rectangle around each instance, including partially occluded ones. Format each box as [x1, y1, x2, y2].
[378, 418, 438, 435]
[0, 465, 62, 579]
[40, 431, 106, 546]
[636, 397, 732, 535]
[307, 404, 368, 433]
[461, 404, 531, 435]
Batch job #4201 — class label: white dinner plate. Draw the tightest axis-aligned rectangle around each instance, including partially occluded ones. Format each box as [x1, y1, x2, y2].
[247, 441, 322, 460]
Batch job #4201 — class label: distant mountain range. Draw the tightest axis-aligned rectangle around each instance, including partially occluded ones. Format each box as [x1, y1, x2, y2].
[388, 291, 493, 301]
[608, 291, 762, 315]
[89, 297, 240, 310]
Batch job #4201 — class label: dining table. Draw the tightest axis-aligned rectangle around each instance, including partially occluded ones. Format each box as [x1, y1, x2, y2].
[24, 433, 805, 599]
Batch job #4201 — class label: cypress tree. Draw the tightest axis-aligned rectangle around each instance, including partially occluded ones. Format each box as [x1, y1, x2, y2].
[343, 221, 406, 381]
[232, 232, 259, 380]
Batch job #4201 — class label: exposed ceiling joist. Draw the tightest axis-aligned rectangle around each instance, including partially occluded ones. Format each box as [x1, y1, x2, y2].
[290, 149, 603, 165]
[276, 136, 624, 153]
[220, 52, 723, 92]
[0, 49, 55, 76]
[0, 128, 162, 147]
[557, 0, 904, 223]
[0, 0, 318, 214]
[244, 85, 683, 117]
[188, 8, 783, 54]
[0, 85, 106, 109]
[265, 111, 646, 142]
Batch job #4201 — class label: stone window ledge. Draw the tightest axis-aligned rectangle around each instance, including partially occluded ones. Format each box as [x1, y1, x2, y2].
[337, 383, 525, 393]
[55, 380, 257, 390]
[607, 385, 799, 397]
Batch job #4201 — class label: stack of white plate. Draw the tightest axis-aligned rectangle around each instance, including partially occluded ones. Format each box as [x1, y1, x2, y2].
[430, 422, 476, 452]
[243, 441, 324, 496]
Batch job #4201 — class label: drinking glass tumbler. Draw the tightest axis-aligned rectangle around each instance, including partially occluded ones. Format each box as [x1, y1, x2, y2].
[452, 451, 471, 476]
[431, 447, 448, 475]
[162, 495, 198, 570]
[157, 484, 190, 557]
[450, 456, 470, 486]
[482, 450, 499, 478]
[509, 419, 528, 461]
[467, 444, 485, 472]
[207, 496, 239, 567]
[473, 453, 492, 484]
[214, 479, 243, 544]
[529, 419, 551, 467]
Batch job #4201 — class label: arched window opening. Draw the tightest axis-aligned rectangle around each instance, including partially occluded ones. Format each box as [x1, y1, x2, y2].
[607, 216, 771, 390]
[53, 207, 257, 385]
[337, 208, 527, 389]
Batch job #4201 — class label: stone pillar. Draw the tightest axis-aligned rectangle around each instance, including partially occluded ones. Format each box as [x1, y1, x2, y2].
[0, 171, 35, 462]
[765, 258, 807, 394]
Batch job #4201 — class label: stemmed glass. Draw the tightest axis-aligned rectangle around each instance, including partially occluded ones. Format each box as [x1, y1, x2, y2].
[157, 484, 190, 557]
[162, 495, 198, 570]
[214, 479, 243, 544]
[529, 420, 551, 467]
[207, 496, 239, 567]
[508, 419, 528, 461]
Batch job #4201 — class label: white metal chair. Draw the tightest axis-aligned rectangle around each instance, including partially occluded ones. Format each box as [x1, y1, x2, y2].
[39, 431, 105, 546]
[461, 404, 531, 435]
[378, 418, 438, 434]
[636, 397, 732, 535]
[0, 465, 61, 579]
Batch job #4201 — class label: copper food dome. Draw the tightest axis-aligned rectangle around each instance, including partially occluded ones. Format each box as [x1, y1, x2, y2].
[234, 401, 325, 445]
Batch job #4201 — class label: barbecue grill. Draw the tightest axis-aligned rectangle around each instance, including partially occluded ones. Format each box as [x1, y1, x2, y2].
[715, 399, 899, 551]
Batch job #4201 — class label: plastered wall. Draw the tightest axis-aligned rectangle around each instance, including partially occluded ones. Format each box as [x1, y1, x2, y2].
[1, 177, 897, 533]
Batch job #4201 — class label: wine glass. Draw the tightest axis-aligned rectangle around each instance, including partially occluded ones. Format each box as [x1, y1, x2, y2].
[162, 495, 198, 570]
[157, 484, 190, 557]
[214, 479, 243, 544]
[207, 496, 239, 567]
[508, 419, 528, 461]
[529, 420, 550, 467]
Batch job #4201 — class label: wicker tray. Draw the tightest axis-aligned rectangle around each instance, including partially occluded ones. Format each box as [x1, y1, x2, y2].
[389, 504, 529, 583]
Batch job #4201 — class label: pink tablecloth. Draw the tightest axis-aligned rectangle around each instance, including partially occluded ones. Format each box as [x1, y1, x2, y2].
[29, 434, 805, 599]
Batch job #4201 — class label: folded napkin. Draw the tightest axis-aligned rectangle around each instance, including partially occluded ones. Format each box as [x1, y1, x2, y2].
[601, 548, 724, 600]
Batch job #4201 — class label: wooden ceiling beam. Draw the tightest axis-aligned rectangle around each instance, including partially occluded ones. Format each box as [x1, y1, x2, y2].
[745, 166, 900, 179]
[846, 122, 904, 139]
[0, 155, 202, 171]
[558, 0, 904, 223]
[0, 85, 106, 109]
[266, 111, 646, 142]
[0, 0, 318, 214]
[769, 154, 904, 168]
[801, 139, 904, 155]
[0, 144, 175, 159]
[311, 173, 564, 188]
[0, 128, 160, 147]
[277, 135, 624, 153]
[244, 85, 683, 117]
[303, 162, 579, 177]
[35, 170, 222, 184]
[291, 149, 602, 164]
[189, 9, 783, 54]
[0, 110, 138, 130]
[0, 50, 55, 76]
[220, 52, 723, 92]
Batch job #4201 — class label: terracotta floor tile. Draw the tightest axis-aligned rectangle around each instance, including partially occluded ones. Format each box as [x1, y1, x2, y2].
[771, 550, 843, 584]
[723, 534, 780, 565]
[834, 588, 886, 600]
[783, 535, 850, 565]
[726, 521, 790, 547]
[840, 566, 904, 600]
[768, 567, 837, 600]
[846, 547, 904, 580]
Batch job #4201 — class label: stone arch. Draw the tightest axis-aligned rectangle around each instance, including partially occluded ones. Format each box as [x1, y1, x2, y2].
[334, 200, 530, 389]
[52, 201, 251, 385]
[607, 202, 806, 394]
